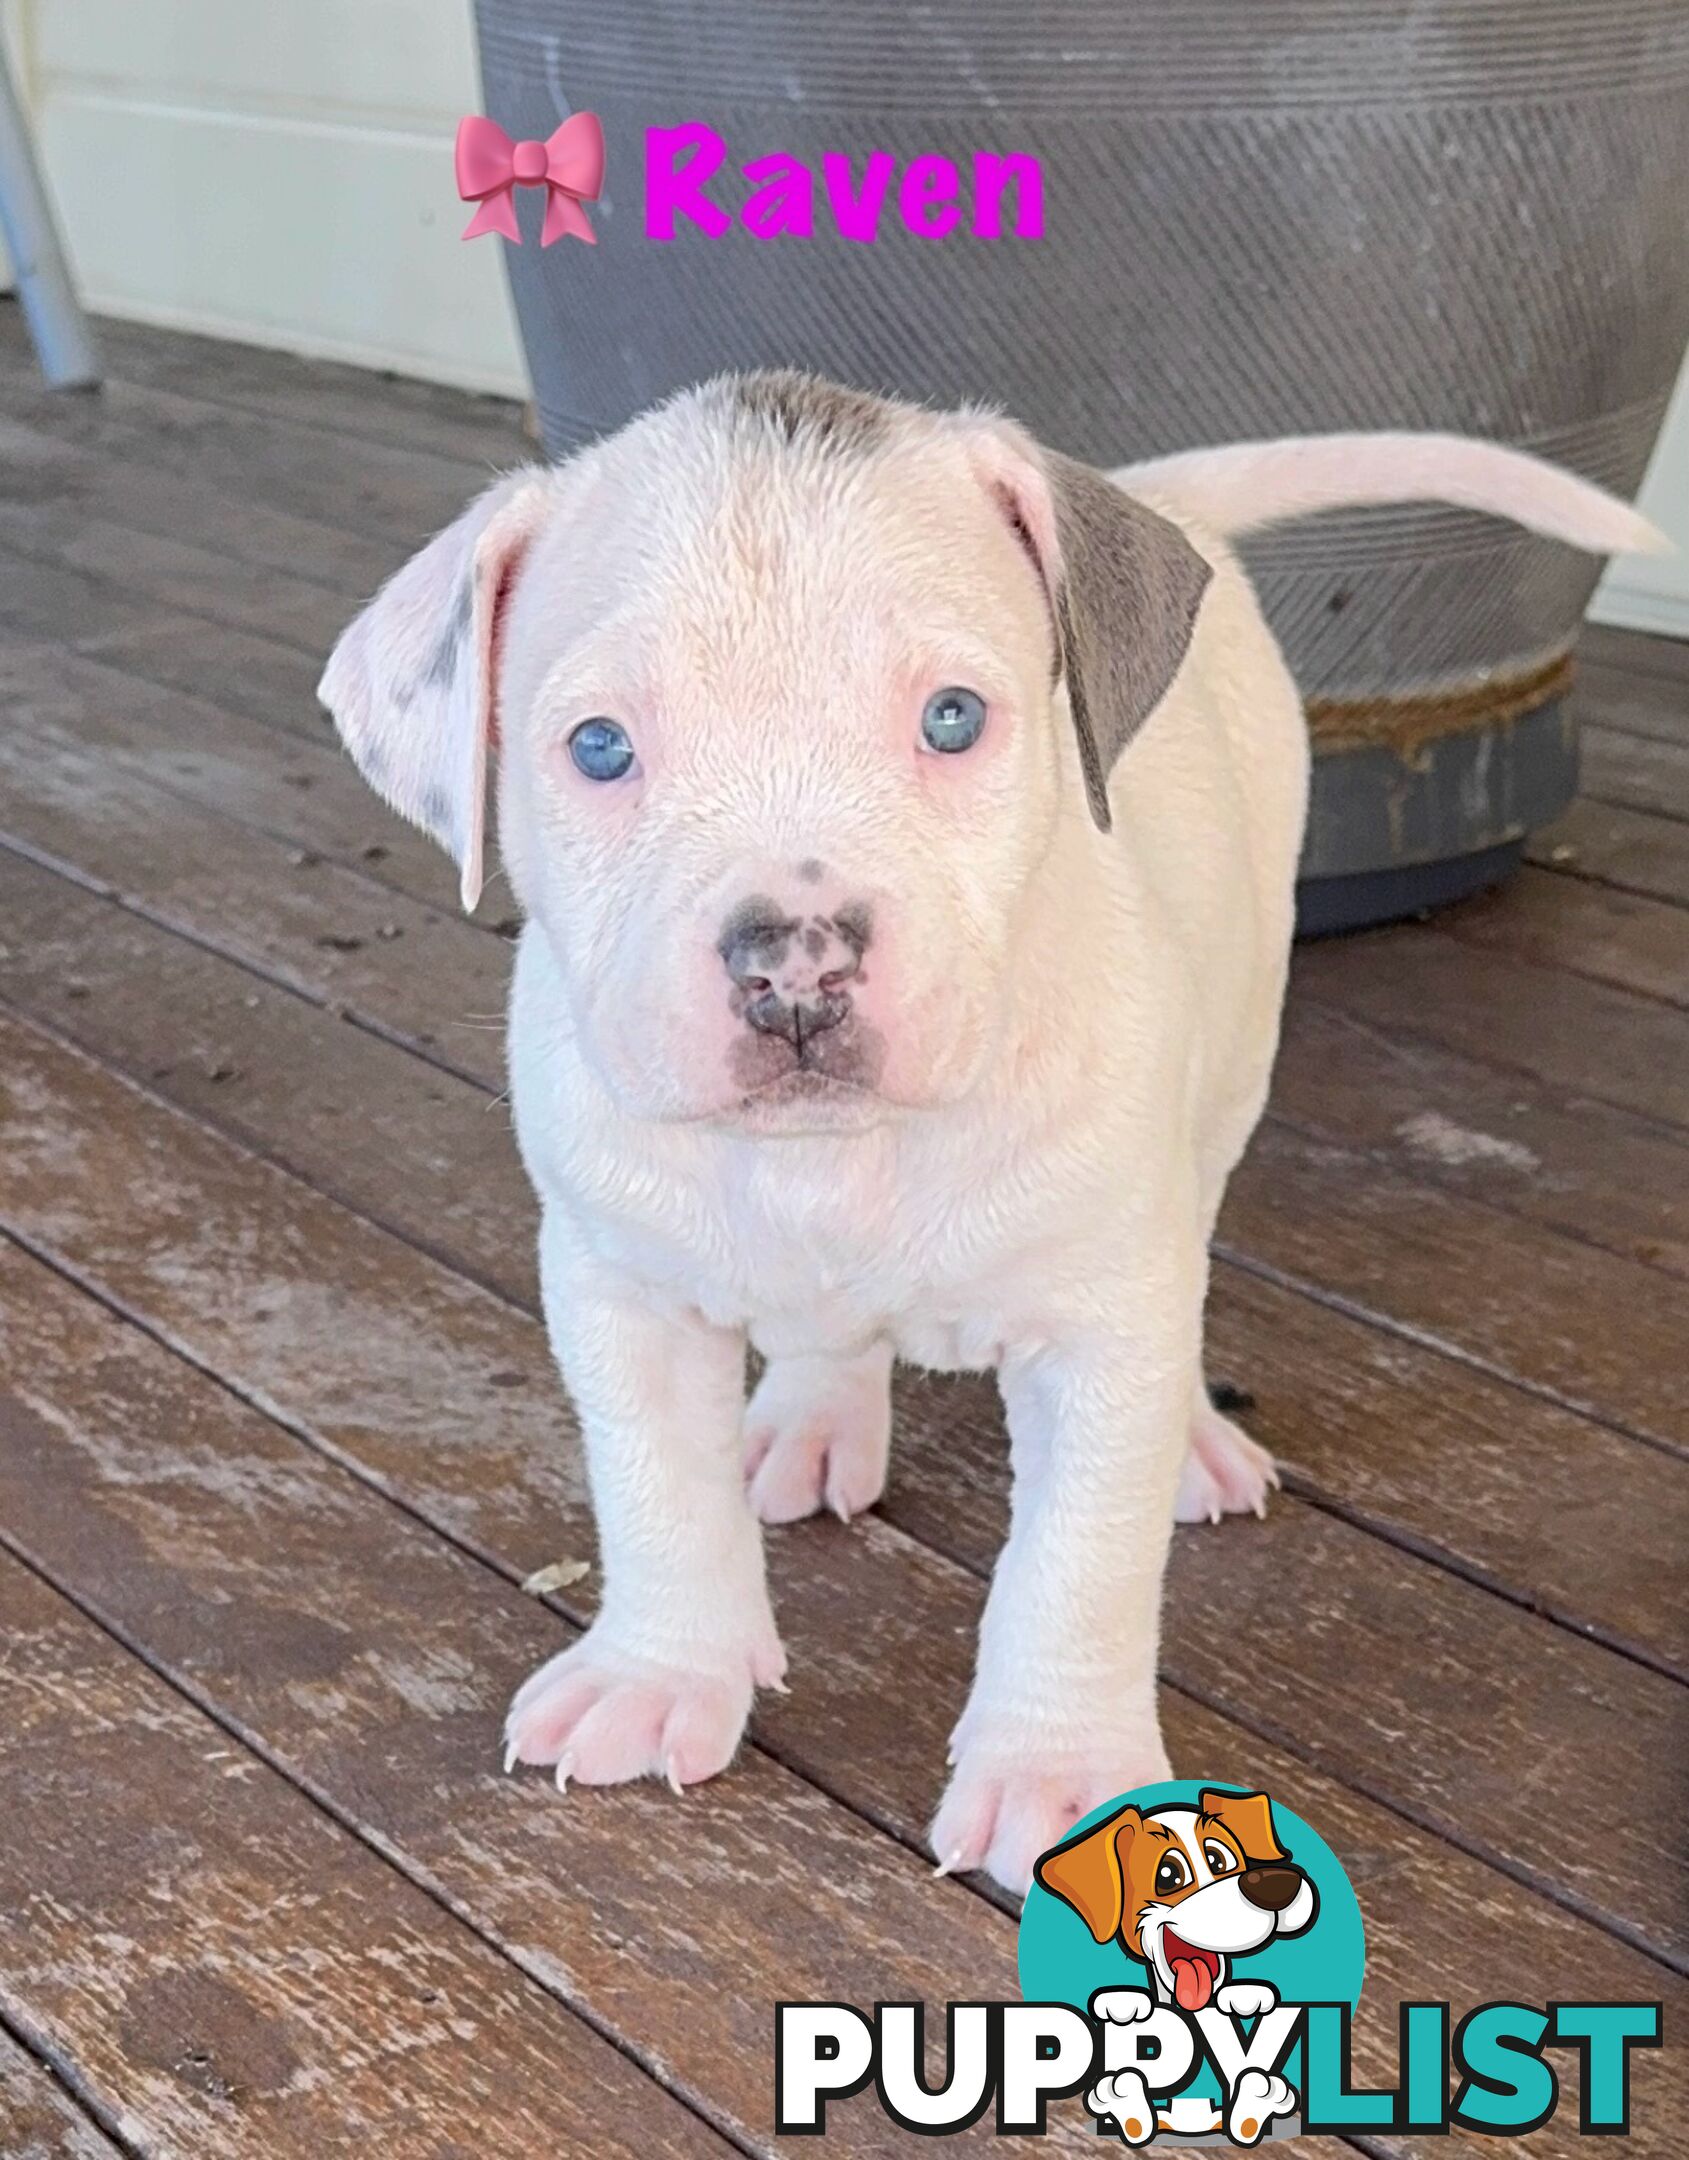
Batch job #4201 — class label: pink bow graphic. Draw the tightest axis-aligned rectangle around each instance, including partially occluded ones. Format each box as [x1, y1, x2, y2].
[455, 112, 604, 246]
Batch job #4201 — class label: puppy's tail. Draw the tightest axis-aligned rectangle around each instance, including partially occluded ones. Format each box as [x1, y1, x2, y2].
[1113, 432, 1670, 557]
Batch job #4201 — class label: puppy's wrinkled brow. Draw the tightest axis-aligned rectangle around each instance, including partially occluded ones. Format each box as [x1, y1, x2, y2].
[726, 370, 889, 455]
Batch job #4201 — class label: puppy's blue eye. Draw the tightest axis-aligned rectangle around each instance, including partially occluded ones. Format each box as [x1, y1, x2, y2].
[568, 717, 635, 782]
[921, 685, 987, 754]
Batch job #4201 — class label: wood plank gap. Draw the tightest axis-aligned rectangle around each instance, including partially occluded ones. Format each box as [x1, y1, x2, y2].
[0, 535, 328, 663]
[1582, 788, 1689, 832]
[0, 828, 494, 1096]
[0, 1210, 987, 1916]
[1215, 1240, 1689, 1470]
[1261, 1462, 1684, 1685]
[1155, 1671, 1686, 1982]
[5, 999, 1682, 2004]
[0, 1323, 770, 2160]
[6, 1190, 1677, 1994]
[0, 2006, 136, 2159]
[1527, 850, 1689, 915]
[1264, 1077, 1689, 1287]
[1295, 961, 1689, 1141]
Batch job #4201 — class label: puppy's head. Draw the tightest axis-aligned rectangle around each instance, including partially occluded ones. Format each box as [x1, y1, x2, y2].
[319, 372, 1210, 1129]
[1035, 1789, 1317, 2010]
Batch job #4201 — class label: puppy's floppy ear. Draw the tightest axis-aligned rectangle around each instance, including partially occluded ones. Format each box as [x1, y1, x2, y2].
[966, 423, 1211, 830]
[1033, 1804, 1142, 1943]
[1198, 1787, 1288, 1866]
[318, 467, 551, 913]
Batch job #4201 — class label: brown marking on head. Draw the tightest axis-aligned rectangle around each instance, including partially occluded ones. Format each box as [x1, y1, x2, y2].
[725, 370, 891, 456]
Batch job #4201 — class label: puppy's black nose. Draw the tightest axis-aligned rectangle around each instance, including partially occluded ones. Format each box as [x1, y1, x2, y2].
[1238, 1866, 1303, 1912]
[718, 894, 869, 1051]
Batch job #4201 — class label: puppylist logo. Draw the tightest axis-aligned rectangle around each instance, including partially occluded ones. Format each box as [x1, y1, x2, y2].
[777, 1782, 1661, 2143]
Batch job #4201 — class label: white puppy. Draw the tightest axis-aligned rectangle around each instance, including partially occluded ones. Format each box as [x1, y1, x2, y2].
[320, 375, 1659, 1892]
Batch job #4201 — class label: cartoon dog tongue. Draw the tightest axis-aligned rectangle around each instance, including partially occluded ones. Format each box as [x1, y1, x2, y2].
[1171, 1955, 1214, 2011]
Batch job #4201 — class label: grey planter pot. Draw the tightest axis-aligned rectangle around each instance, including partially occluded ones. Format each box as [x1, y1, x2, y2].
[474, 0, 1689, 930]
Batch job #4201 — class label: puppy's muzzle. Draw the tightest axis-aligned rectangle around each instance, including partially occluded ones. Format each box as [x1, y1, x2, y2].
[719, 896, 870, 1059]
[1238, 1865, 1304, 1912]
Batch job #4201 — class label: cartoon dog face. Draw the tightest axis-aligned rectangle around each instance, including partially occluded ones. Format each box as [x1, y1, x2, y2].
[1034, 1788, 1317, 2011]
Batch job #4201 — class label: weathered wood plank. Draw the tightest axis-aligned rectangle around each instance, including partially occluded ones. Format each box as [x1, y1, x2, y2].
[1274, 999, 1689, 1283]
[1295, 924, 1689, 1130]
[0, 413, 397, 600]
[1528, 798, 1689, 910]
[1, 1108, 1683, 2157]
[0, 2028, 122, 2159]
[0, 360, 484, 554]
[38, 311, 529, 475]
[1433, 867, 1689, 1010]
[1205, 1268, 1689, 1675]
[0, 720, 484, 1066]
[0, 1535, 732, 2160]
[0, 520, 342, 656]
[1578, 620, 1689, 690]
[4, 839, 1684, 1674]
[71, 613, 345, 747]
[1574, 656, 1689, 747]
[2, 1008, 1683, 1979]
[0, 851, 528, 1300]
[0, 548, 159, 649]
[0, 644, 464, 923]
[1221, 1122, 1688, 1456]
[1580, 723, 1689, 825]
[33, 311, 530, 475]
[0, 1237, 1090, 2160]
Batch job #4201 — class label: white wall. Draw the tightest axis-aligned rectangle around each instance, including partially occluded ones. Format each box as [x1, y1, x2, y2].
[1590, 361, 1689, 639]
[11, 0, 527, 395]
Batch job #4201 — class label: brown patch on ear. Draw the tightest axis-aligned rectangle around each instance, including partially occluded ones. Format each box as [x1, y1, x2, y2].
[1042, 450, 1212, 830]
[966, 422, 1211, 832]
[1197, 1788, 1287, 1866]
[1033, 1805, 1142, 1944]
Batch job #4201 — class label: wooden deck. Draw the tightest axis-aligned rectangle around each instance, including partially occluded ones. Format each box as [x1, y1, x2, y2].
[0, 305, 1683, 2158]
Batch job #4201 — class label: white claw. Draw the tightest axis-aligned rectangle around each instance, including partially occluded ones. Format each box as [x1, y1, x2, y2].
[664, 1756, 686, 1798]
[503, 1741, 519, 1776]
[933, 1847, 968, 1879]
[554, 1756, 573, 1796]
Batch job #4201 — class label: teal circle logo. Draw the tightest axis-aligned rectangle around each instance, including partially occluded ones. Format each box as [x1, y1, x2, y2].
[1019, 1782, 1364, 2143]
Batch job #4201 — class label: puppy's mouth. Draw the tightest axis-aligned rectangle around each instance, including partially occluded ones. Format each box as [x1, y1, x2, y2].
[721, 1068, 888, 1135]
[1160, 1928, 1222, 2012]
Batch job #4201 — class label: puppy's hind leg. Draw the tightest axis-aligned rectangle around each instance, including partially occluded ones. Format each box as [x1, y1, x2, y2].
[1177, 1121, 1279, 1526]
[742, 1341, 894, 1525]
[1175, 1378, 1279, 1525]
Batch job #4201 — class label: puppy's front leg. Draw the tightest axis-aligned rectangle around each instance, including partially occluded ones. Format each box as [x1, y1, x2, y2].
[932, 1264, 1199, 1893]
[505, 1212, 784, 1791]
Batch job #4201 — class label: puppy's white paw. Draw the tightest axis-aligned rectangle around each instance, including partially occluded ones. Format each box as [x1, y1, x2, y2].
[1227, 2067, 1297, 2146]
[1086, 2068, 1157, 2146]
[742, 1352, 891, 1524]
[1215, 1980, 1278, 2019]
[931, 1732, 1172, 1896]
[1175, 1396, 1279, 1525]
[503, 1626, 783, 1791]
